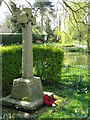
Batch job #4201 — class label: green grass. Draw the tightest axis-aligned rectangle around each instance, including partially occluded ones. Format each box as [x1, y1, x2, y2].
[2, 43, 89, 119]
[40, 65, 89, 119]
[60, 65, 88, 84]
[41, 84, 88, 119]
[2, 60, 89, 119]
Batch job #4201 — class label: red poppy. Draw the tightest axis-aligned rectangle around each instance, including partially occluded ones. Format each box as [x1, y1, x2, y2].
[43, 94, 54, 106]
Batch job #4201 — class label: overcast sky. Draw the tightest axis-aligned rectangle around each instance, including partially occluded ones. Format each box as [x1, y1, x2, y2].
[0, 0, 60, 24]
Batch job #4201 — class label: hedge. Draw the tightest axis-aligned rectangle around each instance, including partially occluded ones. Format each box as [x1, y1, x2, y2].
[33, 45, 64, 81]
[1, 44, 64, 87]
[0, 33, 22, 46]
[0, 33, 44, 46]
[32, 33, 44, 43]
[68, 47, 88, 53]
[2, 45, 22, 86]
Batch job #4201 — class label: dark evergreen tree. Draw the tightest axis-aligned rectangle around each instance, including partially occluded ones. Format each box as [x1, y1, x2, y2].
[34, 0, 54, 33]
[10, 1, 22, 33]
[45, 17, 52, 40]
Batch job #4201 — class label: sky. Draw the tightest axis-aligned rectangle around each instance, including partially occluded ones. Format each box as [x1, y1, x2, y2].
[0, 0, 60, 24]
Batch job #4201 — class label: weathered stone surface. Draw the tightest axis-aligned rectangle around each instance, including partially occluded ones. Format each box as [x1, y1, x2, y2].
[11, 77, 43, 102]
[1, 91, 54, 113]
[2, 95, 43, 112]
[18, 8, 36, 79]
[2, 91, 54, 113]
[2, 8, 43, 113]
[18, 11, 28, 24]
[22, 22, 33, 79]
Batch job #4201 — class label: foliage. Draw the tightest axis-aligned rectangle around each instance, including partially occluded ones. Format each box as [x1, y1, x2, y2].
[74, 109, 88, 118]
[0, 30, 44, 46]
[2, 44, 88, 119]
[67, 47, 88, 53]
[2, 45, 22, 86]
[41, 60, 88, 118]
[1, 44, 64, 88]
[61, 65, 88, 84]
[32, 26, 44, 43]
[34, 1, 54, 33]
[41, 80, 88, 119]
[72, 75, 88, 93]
[53, 27, 62, 43]
[59, 0, 89, 48]
[7, 1, 22, 33]
[1, 33, 22, 46]
[33, 44, 64, 82]
[65, 16, 87, 44]
[45, 18, 53, 40]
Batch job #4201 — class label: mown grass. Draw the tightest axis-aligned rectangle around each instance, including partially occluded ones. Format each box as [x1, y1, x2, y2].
[2, 43, 89, 119]
[2, 56, 89, 119]
[40, 65, 89, 119]
[60, 65, 88, 84]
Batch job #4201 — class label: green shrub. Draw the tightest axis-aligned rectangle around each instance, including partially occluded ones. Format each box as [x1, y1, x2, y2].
[0, 33, 44, 46]
[33, 45, 64, 82]
[1, 33, 22, 46]
[1, 44, 64, 87]
[2, 45, 22, 86]
[32, 33, 44, 43]
[68, 47, 87, 52]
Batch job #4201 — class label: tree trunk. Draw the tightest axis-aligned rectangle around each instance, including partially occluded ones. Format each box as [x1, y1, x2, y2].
[0, 0, 3, 6]
[41, 11, 44, 34]
[87, 1, 90, 53]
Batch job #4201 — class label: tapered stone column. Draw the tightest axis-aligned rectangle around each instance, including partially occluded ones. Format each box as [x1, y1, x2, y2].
[22, 22, 33, 79]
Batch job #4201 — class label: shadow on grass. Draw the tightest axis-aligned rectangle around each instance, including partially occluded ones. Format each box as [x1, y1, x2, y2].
[42, 79, 88, 109]
[41, 79, 89, 119]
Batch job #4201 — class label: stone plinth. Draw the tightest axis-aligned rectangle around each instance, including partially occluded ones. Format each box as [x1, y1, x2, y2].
[2, 77, 43, 112]
[2, 95, 43, 113]
[11, 77, 43, 101]
[2, 91, 54, 113]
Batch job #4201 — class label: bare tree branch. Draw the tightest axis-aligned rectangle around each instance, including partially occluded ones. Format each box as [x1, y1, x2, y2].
[3, 0, 13, 14]
[0, 0, 3, 6]
[63, 1, 76, 12]
[24, 0, 33, 9]
[62, 30, 71, 39]
[61, 0, 89, 26]
[58, 0, 69, 14]
[66, 0, 88, 13]
[58, 0, 77, 28]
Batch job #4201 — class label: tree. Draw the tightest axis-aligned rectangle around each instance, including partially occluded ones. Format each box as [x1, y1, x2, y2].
[65, 4, 87, 44]
[53, 27, 62, 42]
[34, 0, 54, 33]
[45, 17, 52, 40]
[9, 1, 22, 33]
[4, 0, 22, 33]
[87, 0, 90, 52]
[0, 0, 3, 5]
[58, 0, 90, 51]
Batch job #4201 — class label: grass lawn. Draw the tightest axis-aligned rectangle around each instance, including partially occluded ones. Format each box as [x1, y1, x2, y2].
[40, 65, 89, 119]
[2, 43, 89, 119]
[2, 65, 89, 119]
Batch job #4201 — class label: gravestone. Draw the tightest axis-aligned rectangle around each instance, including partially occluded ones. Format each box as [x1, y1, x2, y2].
[2, 8, 43, 112]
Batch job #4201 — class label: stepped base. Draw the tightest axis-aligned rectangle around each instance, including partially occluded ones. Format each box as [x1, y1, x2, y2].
[2, 95, 43, 112]
[2, 91, 54, 112]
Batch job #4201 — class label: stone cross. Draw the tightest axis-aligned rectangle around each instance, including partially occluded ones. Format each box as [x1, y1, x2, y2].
[2, 8, 43, 112]
[18, 8, 36, 79]
[10, 8, 43, 103]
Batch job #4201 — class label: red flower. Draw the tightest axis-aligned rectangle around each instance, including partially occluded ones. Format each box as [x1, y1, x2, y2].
[43, 94, 54, 106]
